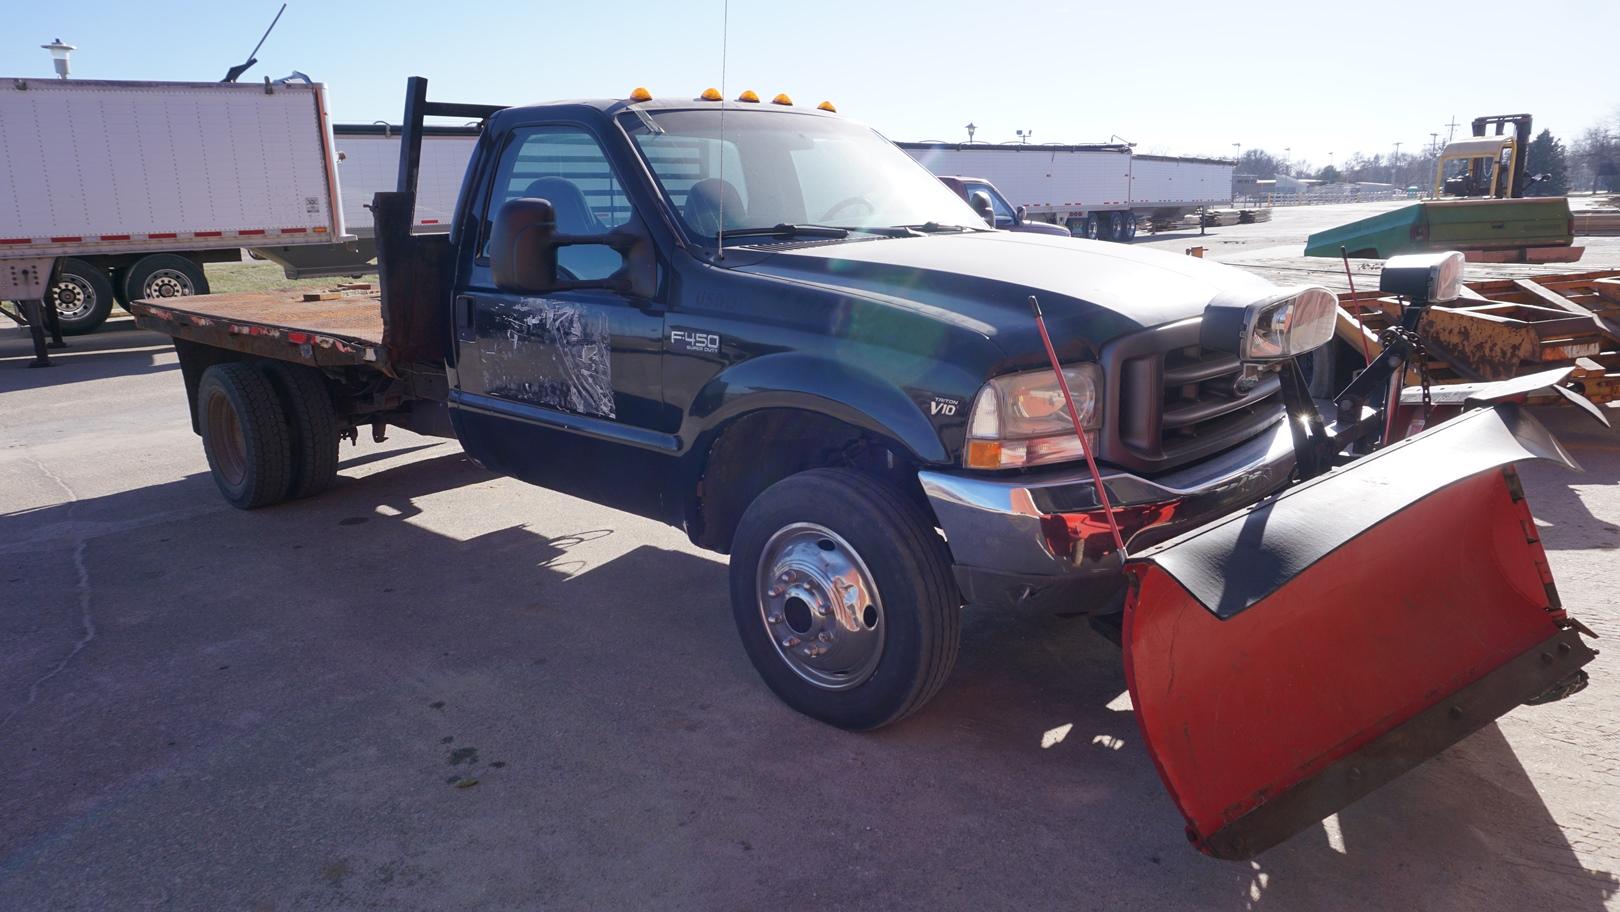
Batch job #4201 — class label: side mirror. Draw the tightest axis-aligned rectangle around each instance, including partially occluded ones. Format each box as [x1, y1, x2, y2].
[489, 197, 632, 295]
[968, 190, 996, 226]
[490, 198, 562, 293]
[1015, 204, 1028, 225]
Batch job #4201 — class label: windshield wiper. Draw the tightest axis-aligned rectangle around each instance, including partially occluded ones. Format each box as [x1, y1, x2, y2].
[899, 222, 984, 233]
[722, 224, 850, 241]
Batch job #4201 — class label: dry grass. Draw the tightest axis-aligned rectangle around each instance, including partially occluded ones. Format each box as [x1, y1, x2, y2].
[203, 260, 376, 295]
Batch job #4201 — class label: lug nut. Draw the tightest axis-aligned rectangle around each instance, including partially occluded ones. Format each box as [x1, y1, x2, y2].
[780, 636, 800, 648]
[818, 631, 832, 643]
[768, 612, 784, 624]
[767, 585, 785, 597]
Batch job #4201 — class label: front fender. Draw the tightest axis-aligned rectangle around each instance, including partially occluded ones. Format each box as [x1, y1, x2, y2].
[683, 352, 952, 465]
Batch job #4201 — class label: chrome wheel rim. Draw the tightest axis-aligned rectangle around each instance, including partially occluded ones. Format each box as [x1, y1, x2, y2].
[143, 268, 195, 299]
[757, 522, 885, 691]
[51, 275, 95, 320]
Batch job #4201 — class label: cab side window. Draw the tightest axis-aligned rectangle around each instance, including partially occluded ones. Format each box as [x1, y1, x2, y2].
[480, 127, 632, 280]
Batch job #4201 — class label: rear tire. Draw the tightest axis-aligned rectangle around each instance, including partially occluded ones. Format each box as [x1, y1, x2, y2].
[49, 258, 115, 335]
[1105, 211, 1128, 242]
[729, 468, 962, 731]
[1083, 213, 1101, 240]
[198, 363, 293, 509]
[122, 254, 209, 306]
[262, 362, 341, 499]
[1120, 212, 1138, 241]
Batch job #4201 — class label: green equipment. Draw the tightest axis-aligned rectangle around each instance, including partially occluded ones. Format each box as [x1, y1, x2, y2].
[1304, 197, 1574, 258]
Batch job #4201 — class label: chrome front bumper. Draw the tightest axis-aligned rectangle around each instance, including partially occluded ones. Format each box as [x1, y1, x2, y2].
[919, 418, 1297, 608]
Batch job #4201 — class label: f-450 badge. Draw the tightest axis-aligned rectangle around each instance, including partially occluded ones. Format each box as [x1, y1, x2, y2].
[670, 327, 721, 354]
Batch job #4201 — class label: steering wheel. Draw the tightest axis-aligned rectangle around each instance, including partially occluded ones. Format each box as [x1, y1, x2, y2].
[819, 195, 875, 222]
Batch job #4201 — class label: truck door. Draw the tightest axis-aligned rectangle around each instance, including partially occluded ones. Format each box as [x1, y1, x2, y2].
[449, 124, 674, 519]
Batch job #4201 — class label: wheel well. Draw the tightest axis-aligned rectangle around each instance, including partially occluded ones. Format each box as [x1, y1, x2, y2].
[688, 409, 926, 553]
[175, 340, 255, 434]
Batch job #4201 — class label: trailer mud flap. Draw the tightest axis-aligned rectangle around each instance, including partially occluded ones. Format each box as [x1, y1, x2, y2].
[1121, 405, 1596, 860]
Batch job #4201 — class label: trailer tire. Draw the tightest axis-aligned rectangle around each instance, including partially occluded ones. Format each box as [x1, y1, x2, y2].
[729, 468, 962, 731]
[262, 362, 341, 499]
[1078, 214, 1101, 240]
[198, 363, 293, 510]
[49, 259, 115, 335]
[122, 254, 209, 306]
[1120, 212, 1138, 241]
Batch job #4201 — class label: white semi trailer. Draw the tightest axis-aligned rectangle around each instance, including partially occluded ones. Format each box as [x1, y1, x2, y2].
[252, 123, 478, 280]
[898, 142, 1233, 241]
[0, 78, 479, 335]
[0, 77, 347, 333]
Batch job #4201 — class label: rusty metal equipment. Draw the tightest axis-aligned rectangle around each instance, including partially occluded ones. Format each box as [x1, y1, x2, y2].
[1335, 270, 1620, 404]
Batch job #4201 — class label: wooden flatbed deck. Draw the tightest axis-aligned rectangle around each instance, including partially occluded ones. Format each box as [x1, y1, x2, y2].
[129, 286, 390, 370]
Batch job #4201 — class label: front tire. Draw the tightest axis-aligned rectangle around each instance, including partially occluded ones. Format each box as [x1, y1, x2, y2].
[198, 363, 293, 509]
[49, 258, 115, 335]
[729, 468, 961, 730]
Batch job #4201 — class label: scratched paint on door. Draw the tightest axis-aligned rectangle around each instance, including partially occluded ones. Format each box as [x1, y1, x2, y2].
[479, 298, 615, 418]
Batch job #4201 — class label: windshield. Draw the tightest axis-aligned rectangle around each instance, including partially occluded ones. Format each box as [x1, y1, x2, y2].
[621, 108, 986, 242]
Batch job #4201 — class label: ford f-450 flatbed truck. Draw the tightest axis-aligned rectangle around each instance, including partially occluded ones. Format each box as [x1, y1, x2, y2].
[132, 79, 1595, 860]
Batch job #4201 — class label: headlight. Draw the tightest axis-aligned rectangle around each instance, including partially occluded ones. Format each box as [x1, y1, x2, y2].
[1199, 286, 1338, 361]
[964, 363, 1102, 469]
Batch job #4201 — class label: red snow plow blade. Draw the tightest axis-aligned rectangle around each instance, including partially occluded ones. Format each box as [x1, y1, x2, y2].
[1122, 404, 1596, 860]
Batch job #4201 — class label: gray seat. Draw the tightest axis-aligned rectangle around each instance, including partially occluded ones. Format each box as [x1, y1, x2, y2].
[683, 178, 747, 236]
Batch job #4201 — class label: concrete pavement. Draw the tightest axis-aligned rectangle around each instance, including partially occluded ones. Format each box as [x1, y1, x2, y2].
[3, 304, 1618, 910]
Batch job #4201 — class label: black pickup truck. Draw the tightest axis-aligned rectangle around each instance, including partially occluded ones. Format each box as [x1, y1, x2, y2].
[133, 79, 1308, 731]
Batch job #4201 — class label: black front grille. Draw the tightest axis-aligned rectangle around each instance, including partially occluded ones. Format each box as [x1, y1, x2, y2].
[1101, 319, 1283, 474]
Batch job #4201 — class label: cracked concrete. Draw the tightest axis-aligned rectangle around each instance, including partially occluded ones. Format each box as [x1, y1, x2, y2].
[1, 456, 96, 733]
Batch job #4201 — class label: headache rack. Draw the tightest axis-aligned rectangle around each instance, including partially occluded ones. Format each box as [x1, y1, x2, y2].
[369, 77, 505, 366]
[1101, 318, 1284, 473]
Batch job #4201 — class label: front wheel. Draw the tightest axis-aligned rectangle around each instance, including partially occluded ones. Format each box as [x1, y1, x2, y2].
[729, 468, 962, 731]
[49, 258, 115, 334]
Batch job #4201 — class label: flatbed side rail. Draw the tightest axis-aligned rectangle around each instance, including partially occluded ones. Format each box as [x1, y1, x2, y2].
[130, 301, 383, 369]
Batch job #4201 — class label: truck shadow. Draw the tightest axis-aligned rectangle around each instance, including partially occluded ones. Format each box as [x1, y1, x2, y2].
[940, 602, 1618, 909]
[0, 320, 178, 389]
[3, 441, 1615, 910]
[1519, 404, 1620, 550]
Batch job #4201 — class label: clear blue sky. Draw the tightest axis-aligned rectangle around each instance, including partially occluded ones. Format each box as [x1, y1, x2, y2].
[8, 0, 1617, 168]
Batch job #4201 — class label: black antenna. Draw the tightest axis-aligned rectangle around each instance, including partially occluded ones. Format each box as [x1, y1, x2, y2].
[222, 3, 287, 83]
[715, 0, 730, 258]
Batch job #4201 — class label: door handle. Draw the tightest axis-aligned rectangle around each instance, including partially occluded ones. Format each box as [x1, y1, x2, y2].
[454, 295, 476, 343]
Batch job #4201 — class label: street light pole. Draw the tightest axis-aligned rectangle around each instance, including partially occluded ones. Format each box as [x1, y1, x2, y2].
[41, 38, 76, 78]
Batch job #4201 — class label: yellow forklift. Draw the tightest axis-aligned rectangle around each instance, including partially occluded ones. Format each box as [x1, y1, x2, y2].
[1308, 113, 1574, 260]
[1434, 114, 1534, 198]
